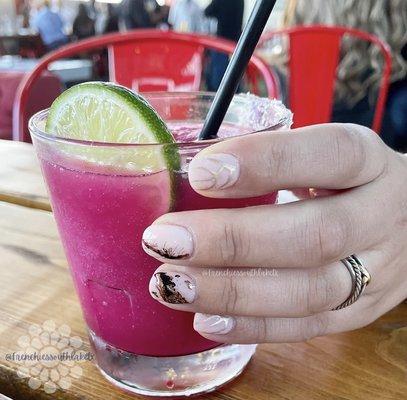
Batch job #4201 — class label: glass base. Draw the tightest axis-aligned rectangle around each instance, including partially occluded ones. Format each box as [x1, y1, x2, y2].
[89, 330, 256, 397]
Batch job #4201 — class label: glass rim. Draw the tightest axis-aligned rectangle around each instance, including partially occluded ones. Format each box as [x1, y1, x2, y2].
[29, 91, 291, 148]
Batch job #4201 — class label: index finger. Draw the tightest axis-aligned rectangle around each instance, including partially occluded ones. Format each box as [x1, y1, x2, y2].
[188, 124, 388, 198]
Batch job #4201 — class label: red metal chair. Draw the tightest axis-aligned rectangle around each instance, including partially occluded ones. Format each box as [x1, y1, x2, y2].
[14, 30, 280, 142]
[258, 25, 392, 133]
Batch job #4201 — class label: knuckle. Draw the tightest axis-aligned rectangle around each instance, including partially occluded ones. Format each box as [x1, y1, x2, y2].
[303, 207, 349, 265]
[220, 276, 240, 315]
[263, 139, 295, 180]
[305, 269, 336, 314]
[331, 124, 368, 180]
[301, 314, 329, 341]
[218, 222, 250, 265]
[254, 317, 269, 342]
[319, 211, 349, 262]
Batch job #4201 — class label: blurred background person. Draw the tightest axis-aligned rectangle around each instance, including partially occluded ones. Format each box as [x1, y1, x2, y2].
[31, 0, 68, 51]
[72, 3, 95, 41]
[205, 0, 244, 43]
[17, 0, 31, 29]
[120, 0, 164, 31]
[169, 0, 208, 34]
[87, 0, 97, 20]
[204, 0, 244, 91]
[89, 0, 105, 34]
[103, 4, 119, 34]
[53, 0, 76, 35]
[283, 0, 407, 151]
[120, 0, 152, 30]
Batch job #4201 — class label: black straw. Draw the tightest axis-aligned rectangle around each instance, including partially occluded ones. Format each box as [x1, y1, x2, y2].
[199, 0, 278, 141]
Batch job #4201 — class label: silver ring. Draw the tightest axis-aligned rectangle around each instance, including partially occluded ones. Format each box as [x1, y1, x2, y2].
[332, 255, 371, 311]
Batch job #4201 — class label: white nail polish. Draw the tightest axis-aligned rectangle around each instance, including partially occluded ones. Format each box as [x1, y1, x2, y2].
[142, 225, 194, 260]
[194, 314, 235, 335]
[189, 154, 240, 190]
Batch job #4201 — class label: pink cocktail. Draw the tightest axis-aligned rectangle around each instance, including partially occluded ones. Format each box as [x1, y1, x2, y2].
[30, 92, 292, 396]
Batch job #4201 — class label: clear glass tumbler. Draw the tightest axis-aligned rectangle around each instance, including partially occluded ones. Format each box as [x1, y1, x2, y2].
[30, 92, 292, 397]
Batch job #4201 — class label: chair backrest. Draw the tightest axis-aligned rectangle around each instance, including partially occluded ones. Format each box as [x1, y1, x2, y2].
[110, 36, 203, 92]
[258, 25, 392, 133]
[14, 30, 280, 142]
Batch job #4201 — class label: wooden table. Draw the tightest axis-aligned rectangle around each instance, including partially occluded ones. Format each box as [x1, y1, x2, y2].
[0, 139, 406, 399]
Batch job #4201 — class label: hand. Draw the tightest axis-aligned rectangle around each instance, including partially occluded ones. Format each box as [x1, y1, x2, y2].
[142, 124, 407, 343]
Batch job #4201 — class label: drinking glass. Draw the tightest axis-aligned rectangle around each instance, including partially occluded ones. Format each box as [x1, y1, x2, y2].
[30, 92, 292, 397]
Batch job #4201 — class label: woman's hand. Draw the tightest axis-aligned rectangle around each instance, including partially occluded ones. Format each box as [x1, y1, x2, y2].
[142, 124, 407, 343]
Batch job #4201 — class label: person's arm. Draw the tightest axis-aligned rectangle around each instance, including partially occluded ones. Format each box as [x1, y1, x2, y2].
[204, 0, 221, 19]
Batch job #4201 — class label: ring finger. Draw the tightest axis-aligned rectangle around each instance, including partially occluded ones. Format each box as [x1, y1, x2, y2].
[149, 257, 360, 318]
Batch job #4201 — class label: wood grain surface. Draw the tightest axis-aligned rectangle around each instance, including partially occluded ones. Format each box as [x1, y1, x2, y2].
[0, 141, 406, 399]
[0, 140, 49, 211]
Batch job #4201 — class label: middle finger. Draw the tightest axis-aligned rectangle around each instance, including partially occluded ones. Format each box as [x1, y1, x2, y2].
[142, 187, 384, 268]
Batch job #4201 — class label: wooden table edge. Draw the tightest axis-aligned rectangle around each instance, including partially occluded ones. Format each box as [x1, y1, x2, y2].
[0, 194, 51, 212]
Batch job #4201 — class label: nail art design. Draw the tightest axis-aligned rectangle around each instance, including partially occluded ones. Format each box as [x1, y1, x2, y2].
[189, 154, 240, 191]
[151, 272, 196, 304]
[142, 225, 194, 260]
[194, 314, 235, 335]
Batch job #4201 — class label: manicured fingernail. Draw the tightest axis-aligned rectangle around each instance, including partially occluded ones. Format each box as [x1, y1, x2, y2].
[189, 154, 240, 190]
[150, 272, 196, 304]
[142, 225, 194, 260]
[194, 314, 235, 335]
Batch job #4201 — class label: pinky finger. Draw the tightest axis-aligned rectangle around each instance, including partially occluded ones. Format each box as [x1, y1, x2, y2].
[193, 303, 374, 344]
[194, 313, 328, 343]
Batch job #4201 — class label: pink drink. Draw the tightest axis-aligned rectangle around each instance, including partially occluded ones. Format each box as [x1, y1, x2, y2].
[31, 92, 292, 396]
[39, 124, 277, 357]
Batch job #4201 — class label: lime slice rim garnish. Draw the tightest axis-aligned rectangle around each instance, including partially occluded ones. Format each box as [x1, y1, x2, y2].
[42, 82, 175, 146]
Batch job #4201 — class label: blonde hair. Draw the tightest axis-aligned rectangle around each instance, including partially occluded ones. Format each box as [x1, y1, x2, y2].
[283, 0, 407, 106]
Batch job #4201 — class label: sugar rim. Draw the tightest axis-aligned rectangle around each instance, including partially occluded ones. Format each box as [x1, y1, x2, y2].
[29, 92, 293, 148]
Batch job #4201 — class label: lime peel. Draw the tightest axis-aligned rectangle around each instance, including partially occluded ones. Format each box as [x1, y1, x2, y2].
[45, 82, 180, 175]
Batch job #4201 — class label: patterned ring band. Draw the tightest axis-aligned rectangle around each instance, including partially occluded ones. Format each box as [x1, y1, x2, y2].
[332, 255, 371, 311]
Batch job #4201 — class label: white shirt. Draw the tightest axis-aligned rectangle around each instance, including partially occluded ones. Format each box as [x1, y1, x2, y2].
[168, 0, 210, 34]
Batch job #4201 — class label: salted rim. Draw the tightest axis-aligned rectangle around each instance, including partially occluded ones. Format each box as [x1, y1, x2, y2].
[29, 91, 293, 148]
